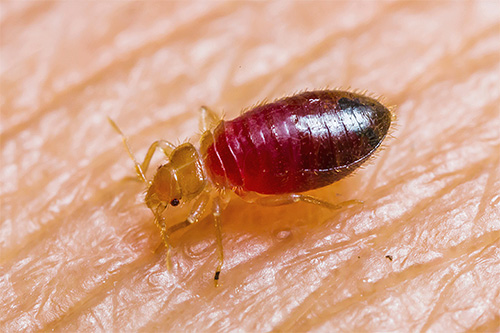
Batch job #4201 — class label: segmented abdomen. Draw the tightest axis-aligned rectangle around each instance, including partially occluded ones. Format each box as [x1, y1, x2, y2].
[203, 90, 391, 195]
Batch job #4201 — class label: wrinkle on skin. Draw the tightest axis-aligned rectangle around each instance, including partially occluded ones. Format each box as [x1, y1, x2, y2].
[1, 1, 499, 332]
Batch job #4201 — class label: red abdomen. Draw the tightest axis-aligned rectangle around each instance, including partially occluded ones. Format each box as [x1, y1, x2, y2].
[203, 90, 391, 195]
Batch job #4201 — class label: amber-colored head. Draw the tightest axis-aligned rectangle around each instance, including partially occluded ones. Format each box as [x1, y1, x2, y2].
[145, 143, 206, 218]
[145, 163, 181, 213]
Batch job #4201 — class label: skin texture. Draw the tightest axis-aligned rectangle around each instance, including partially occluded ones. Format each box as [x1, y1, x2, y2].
[1, 1, 499, 332]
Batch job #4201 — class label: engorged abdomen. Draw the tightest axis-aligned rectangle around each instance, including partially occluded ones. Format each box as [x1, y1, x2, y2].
[203, 90, 391, 195]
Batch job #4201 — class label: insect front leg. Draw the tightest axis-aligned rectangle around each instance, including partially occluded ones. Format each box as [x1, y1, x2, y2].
[108, 117, 176, 182]
[159, 192, 210, 269]
[140, 140, 176, 178]
[149, 204, 175, 269]
[166, 191, 211, 235]
[254, 194, 362, 210]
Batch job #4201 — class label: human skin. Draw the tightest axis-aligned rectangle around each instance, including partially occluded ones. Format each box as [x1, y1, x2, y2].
[1, 1, 499, 332]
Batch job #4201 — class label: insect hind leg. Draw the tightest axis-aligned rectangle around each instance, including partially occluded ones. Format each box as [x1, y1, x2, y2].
[199, 106, 221, 132]
[254, 194, 362, 210]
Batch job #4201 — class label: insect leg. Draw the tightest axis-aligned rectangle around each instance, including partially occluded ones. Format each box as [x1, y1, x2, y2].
[296, 195, 362, 210]
[254, 194, 362, 210]
[155, 213, 175, 271]
[150, 205, 174, 269]
[167, 191, 211, 234]
[212, 196, 224, 287]
[108, 117, 176, 182]
[199, 106, 221, 132]
[140, 140, 176, 178]
[157, 192, 210, 269]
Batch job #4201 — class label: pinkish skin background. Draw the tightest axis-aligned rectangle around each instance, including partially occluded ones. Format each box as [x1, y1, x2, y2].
[1, 1, 499, 332]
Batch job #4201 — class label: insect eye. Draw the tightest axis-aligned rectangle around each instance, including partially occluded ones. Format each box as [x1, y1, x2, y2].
[170, 198, 180, 206]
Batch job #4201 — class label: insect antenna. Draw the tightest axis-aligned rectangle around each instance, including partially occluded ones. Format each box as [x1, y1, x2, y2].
[108, 117, 148, 183]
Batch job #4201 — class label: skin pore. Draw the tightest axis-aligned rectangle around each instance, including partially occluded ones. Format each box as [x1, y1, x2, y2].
[1, 2, 499, 331]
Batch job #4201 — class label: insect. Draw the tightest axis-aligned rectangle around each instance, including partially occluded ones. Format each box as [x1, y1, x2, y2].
[110, 90, 392, 286]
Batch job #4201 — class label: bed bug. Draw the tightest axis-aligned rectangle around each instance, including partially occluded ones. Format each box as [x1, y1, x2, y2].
[109, 90, 392, 286]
